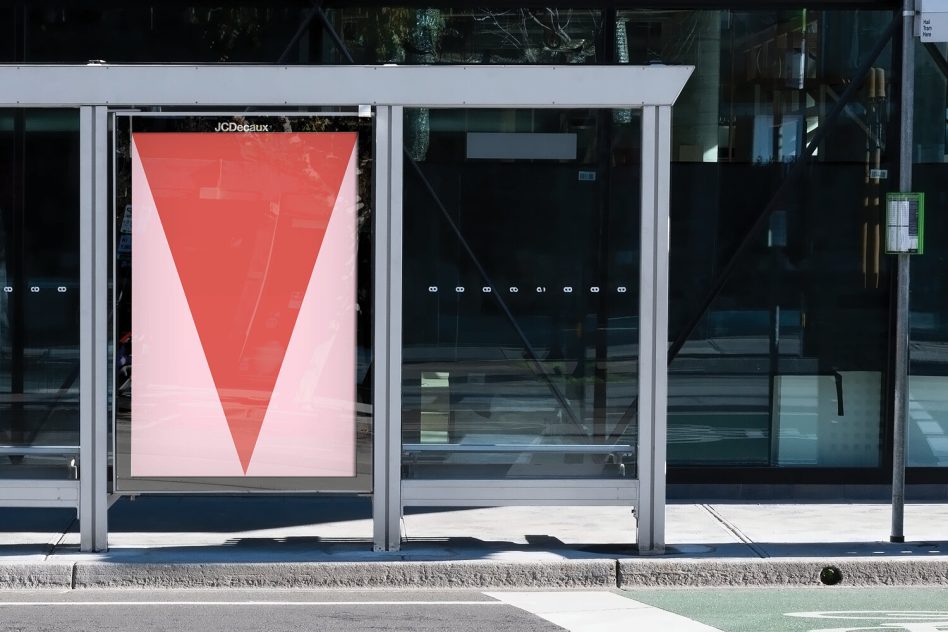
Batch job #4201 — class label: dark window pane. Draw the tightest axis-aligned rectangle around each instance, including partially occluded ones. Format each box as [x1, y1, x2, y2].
[11, 6, 603, 65]
[328, 8, 603, 64]
[402, 108, 639, 480]
[909, 41, 948, 468]
[15, 6, 322, 64]
[614, 8, 895, 467]
[0, 109, 80, 479]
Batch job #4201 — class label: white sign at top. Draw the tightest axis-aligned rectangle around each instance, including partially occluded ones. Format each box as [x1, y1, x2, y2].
[917, 0, 948, 42]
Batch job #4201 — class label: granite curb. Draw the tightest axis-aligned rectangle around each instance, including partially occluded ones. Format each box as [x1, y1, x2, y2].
[70, 559, 617, 589]
[616, 558, 948, 587]
[0, 563, 74, 589]
[2, 558, 948, 589]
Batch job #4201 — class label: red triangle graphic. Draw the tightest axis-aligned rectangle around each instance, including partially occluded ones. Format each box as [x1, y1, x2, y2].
[134, 132, 357, 473]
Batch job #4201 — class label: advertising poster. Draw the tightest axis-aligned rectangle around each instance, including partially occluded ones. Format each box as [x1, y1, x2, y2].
[130, 131, 358, 478]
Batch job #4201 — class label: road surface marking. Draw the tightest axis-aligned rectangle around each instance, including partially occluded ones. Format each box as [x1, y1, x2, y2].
[787, 611, 948, 631]
[486, 591, 724, 631]
[0, 601, 504, 607]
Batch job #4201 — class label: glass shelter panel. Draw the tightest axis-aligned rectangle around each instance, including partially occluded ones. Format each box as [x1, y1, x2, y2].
[0, 109, 80, 480]
[909, 40, 948, 468]
[113, 113, 373, 493]
[402, 108, 640, 480]
[615, 9, 895, 469]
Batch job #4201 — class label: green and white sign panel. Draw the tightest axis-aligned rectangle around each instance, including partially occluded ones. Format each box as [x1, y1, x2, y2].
[886, 192, 925, 255]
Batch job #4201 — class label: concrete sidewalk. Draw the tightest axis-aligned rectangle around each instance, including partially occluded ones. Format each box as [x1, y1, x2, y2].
[1, 497, 947, 589]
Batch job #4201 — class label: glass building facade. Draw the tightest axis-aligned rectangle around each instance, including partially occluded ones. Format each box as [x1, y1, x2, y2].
[0, 2, 945, 490]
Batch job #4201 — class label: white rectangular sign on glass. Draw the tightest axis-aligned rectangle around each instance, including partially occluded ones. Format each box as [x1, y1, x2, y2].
[916, 0, 948, 41]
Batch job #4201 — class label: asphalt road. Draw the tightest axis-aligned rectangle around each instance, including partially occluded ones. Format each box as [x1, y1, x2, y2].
[0, 590, 563, 632]
[2, 588, 948, 632]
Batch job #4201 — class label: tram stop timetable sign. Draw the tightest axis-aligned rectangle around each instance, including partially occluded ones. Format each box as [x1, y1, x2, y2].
[916, 0, 948, 42]
[886, 192, 925, 255]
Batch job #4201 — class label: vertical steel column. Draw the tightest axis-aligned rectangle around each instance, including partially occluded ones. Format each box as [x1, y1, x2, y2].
[891, 0, 915, 543]
[372, 105, 391, 550]
[372, 106, 404, 552]
[637, 105, 671, 554]
[653, 105, 671, 552]
[79, 105, 108, 552]
[637, 106, 657, 552]
[388, 107, 405, 551]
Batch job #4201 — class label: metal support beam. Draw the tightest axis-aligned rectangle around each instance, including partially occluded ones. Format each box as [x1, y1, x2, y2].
[0, 480, 79, 509]
[372, 105, 403, 552]
[891, 0, 915, 544]
[637, 105, 671, 555]
[79, 105, 108, 552]
[0, 65, 693, 109]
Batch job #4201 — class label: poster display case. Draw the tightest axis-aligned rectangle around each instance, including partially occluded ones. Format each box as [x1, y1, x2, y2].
[112, 113, 374, 493]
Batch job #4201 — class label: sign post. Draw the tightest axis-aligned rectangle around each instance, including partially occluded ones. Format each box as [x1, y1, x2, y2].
[892, 0, 917, 544]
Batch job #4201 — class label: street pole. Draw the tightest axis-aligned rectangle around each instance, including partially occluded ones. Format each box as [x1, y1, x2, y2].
[891, 0, 915, 544]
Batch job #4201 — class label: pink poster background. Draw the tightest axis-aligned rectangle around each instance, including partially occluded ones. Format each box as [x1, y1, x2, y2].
[130, 133, 358, 477]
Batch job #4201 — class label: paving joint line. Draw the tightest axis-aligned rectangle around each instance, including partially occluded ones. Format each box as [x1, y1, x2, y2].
[45, 516, 77, 562]
[700, 504, 768, 558]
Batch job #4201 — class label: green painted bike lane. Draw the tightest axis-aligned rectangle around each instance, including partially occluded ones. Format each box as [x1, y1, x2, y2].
[623, 586, 948, 631]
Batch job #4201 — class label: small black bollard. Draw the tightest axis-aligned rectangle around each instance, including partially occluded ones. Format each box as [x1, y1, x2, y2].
[819, 566, 842, 586]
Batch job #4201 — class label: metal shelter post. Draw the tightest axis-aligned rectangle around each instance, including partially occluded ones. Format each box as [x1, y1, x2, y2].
[892, 0, 916, 544]
[79, 105, 109, 552]
[637, 105, 672, 554]
[373, 105, 404, 552]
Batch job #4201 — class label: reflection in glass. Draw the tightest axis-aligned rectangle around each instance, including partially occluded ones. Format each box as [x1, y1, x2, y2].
[907, 40, 948, 468]
[402, 108, 640, 480]
[329, 8, 602, 65]
[0, 110, 80, 479]
[16, 6, 320, 64]
[614, 9, 894, 467]
[909, 68, 948, 468]
[5, 6, 604, 66]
